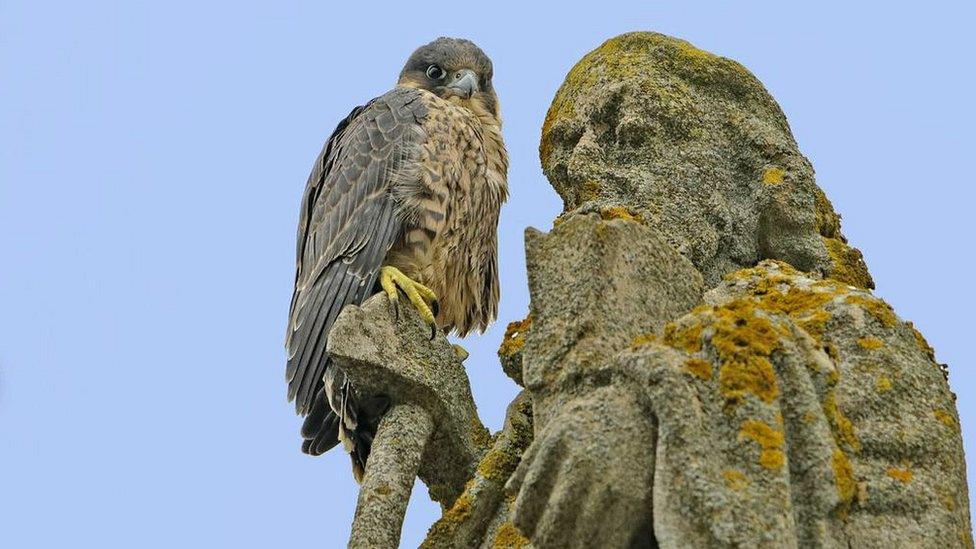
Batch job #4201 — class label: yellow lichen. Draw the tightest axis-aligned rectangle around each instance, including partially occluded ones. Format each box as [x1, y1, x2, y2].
[724, 261, 800, 282]
[421, 492, 474, 548]
[886, 467, 913, 483]
[857, 337, 884, 350]
[710, 300, 781, 404]
[685, 358, 713, 381]
[757, 286, 837, 342]
[759, 447, 786, 470]
[827, 368, 840, 385]
[824, 391, 860, 452]
[579, 179, 602, 202]
[934, 409, 959, 431]
[823, 236, 875, 290]
[477, 446, 516, 483]
[832, 449, 856, 504]
[470, 417, 493, 450]
[676, 40, 716, 62]
[724, 266, 843, 345]
[814, 187, 842, 239]
[941, 492, 957, 512]
[476, 398, 534, 484]
[492, 522, 530, 548]
[631, 332, 659, 349]
[498, 314, 533, 357]
[844, 294, 897, 328]
[723, 469, 750, 491]
[762, 167, 785, 184]
[739, 420, 786, 470]
[663, 322, 704, 353]
[795, 310, 832, 340]
[600, 206, 644, 223]
[875, 376, 892, 392]
[720, 355, 779, 405]
[759, 287, 834, 317]
[908, 322, 936, 361]
[823, 342, 840, 361]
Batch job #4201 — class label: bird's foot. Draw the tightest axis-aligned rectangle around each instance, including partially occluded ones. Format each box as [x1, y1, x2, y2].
[451, 344, 469, 362]
[379, 266, 439, 338]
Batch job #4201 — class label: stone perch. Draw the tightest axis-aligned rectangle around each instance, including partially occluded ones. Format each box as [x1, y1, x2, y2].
[327, 293, 490, 548]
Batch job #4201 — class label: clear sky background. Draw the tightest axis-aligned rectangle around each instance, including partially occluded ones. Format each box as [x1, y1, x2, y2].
[2, 1, 974, 547]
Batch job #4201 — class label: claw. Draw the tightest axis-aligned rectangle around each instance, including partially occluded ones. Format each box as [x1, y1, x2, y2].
[379, 266, 438, 332]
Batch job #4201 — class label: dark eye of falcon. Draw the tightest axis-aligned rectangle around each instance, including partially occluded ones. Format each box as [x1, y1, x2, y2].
[425, 65, 446, 80]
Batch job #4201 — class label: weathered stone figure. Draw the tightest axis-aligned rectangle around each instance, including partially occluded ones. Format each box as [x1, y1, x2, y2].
[331, 32, 971, 548]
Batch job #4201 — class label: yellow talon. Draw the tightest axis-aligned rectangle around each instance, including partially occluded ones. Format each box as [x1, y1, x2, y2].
[379, 266, 439, 328]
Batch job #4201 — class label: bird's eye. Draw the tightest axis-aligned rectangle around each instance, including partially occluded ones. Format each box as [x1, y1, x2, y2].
[426, 65, 446, 80]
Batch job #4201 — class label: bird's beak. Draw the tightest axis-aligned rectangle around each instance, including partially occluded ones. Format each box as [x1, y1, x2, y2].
[446, 69, 479, 99]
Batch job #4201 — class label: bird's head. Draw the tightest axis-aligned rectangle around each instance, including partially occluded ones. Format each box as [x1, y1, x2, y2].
[398, 37, 500, 124]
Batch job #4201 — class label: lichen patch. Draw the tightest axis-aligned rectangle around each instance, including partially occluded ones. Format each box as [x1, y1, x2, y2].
[739, 419, 786, 470]
[762, 167, 785, 184]
[499, 314, 533, 357]
[723, 469, 750, 491]
[886, 467, 914, 483]
[857, 337, 884, 350]
[685, 358, 714, 381]
[492, 522, 530, 548]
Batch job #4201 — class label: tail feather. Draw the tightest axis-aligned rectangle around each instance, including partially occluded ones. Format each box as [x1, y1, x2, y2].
[300, 370, 390, 481]
[301, 388, 342, 456]
[301, 387, 333, 439]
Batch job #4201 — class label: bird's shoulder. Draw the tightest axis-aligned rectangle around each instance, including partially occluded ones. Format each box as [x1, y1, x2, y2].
[306, 88, 430, 202]
[351, 87, 431, 130]
[296, 88, 432, 274]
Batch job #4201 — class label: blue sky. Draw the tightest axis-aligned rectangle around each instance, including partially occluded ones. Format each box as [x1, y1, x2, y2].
[2, 1, 973, 547]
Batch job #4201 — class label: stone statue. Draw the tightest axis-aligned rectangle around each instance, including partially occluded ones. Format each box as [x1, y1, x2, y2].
[329, 32, 971, 548]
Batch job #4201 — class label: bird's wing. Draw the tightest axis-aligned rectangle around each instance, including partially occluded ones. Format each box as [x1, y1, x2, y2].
[285, 88, 428, 415]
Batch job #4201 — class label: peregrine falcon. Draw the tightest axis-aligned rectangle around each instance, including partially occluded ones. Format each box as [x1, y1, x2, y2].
[285, 38, 508, 480]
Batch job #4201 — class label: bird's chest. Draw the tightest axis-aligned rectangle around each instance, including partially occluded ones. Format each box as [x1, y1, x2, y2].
[388, 112, 505, 279]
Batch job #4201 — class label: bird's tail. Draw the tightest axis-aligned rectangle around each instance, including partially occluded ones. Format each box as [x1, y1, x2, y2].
[301, 369, 389, 482]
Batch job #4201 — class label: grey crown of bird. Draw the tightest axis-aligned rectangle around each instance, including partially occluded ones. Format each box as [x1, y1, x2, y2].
[284, 37, 508, 480]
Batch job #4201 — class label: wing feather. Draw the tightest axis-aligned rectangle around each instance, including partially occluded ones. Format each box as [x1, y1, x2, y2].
[286, 88, 428, 415]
